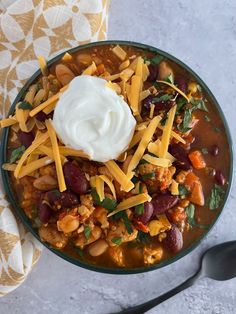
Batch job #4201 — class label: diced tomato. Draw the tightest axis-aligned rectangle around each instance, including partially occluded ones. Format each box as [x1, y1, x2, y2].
[133, 219, 149, 233]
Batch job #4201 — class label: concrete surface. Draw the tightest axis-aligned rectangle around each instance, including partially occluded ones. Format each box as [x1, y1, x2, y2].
[1, 0, 236, 313]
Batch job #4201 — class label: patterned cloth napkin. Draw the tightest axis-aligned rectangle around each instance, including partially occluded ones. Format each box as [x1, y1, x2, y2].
[0, 0, 109, 296]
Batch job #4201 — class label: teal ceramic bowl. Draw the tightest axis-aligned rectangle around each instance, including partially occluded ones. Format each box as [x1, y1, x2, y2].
[0, 41, 233, 274]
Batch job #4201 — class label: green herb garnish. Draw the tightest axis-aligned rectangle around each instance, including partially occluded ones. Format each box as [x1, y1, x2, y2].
[136, 231, 149, 244]
[31, 204, 38, 219]
[185, 204, 209, 229]
[139, 159, 148, 165]
[178, 184, 189, 196]
[165, 73, 174, 84]
[91, 188, 117, 211]
[208, 184, 225, 210]
[145, 55, 164, 65]
[141, 173, 156, 180]
[111, 237, 122, 245]
[18, 101, 33, 110]
[201, 148, 208, 155]
[84, 225, 91, 239]
[177, 108, 192, 133]
[152, 94, 172, 102]
[214, 127, 221, 133]
[10, 146, 25, 163]
[190, 98, 208, 112]
[74, 247, 84, 257]
[112, 211, 133, 234]
[135, 204, 145, 215]
[204, 115, 211, 122]
[131, 176, 139, 184]
[176, 97, 187, 113]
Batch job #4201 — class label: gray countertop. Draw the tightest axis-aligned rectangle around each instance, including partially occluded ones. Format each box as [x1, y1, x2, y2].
[1, 0, 236, 313]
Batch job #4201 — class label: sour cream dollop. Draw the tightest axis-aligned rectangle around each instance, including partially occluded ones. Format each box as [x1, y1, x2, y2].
[53, 75, 136, 162]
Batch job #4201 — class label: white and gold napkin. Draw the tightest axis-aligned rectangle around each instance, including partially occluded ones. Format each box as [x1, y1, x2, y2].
[0, 0, 109, 296]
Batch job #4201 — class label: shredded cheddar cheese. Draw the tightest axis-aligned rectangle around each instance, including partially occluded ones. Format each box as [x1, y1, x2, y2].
[82, 61, 97, 76]
[58, 146, 89, 159]
[157, 125, 186, 144]
[140, 90, 151, 101]
[159, 105, 177, 158]
[0, 117, 17, 128]
[45, 120, 66, 192]
[43, 101, 57, 114]
[149, 104, 155, 119]
[156, 80, 190, 101]
[95, 176, 105, 202]
[142, 154, 171, 167]
[148, 140, 175, 162]
[38, 55, 47, 76]
[119, 59, 130, 71]
[127, 115, 161, 175]
[107, 193, 151, 217]
[99, 175, 116, 199]
[18, 156, 53, 178]
[112, 45, 127, 61]
[104, 160, 134, 192]
[128, 129, 146, 149]
[129, 75, 142, 116]
[14, 131, 49, 178]
[62, 52, 72, 62]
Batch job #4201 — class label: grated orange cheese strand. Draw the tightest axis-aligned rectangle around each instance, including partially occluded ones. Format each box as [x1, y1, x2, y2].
[127, 115, 162, 175]
[82, 61, 97, 75]
[15, 106, 29, 132]
[99, 175, 116, 199]
[128, 57, 139, 71]
[95, 176, 105, 202]
[148, 140, 175, 162]
[142, 63, 150, 82]
[149, 104, 155, 119]
[142, 154, 171, 167]
[58, 146, 89, 159]
[45, 120, 66, 192]
[0, 117, 17, 128]
[156, 80, 190, 101]
[128, 129, 146, 149]
[62, 52, 72, 62]
[107, 193, 151, 217]
[119, 59, 130, 71]
[159, 105, 177, 158]
[14, 131, 49, 178]
[30, 93, 61, 117]
[120, 68, 134, 82]
[90, 176, 96, 188]
[38, 55, 47, 76]
[43, 101, 57, 114]
[140, 89, 151, 101]
[135, 57, 143, 77]
[129, 75, 142, 116]
[38, 145, 66, 164]
[112, 45, 127, 61]
[104, 160, 134, 192]
[2, 163, 17, 171]
[157, 125, 186, 144]
[18, 157, 53, 178]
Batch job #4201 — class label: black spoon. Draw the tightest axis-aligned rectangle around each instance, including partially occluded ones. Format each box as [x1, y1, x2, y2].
[114, 241, 236, 314]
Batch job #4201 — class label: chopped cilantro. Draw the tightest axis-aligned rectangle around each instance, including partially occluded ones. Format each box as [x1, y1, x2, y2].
[131, 176, 139, 184]
[152, 94, 172, 102]
[185, 204, 209, 229]
[136, 231, 149, 244]
[135, 204, 145, 215]
[18, 101, 33, 110]
[176, 97, 187, 113]
[111, 237, 122, 245]
[160, 115, 168, 126]
[112, 211, 133, 234]
[208, 184, 225, 210]
[165, 73, 174, 84]
[178, 184, 189, 196]
[145, 55, 164, 65]
[204, 115, 211, 122]
[190, 98, 208, 112]
[214, 127, 221, 133]
[201, 148, 208, 155]
[91, 188, 117, 211]
[141, 173, 156, 180]
[177, 108, 192, 133]
[74, 247, 84, 257]
[139, 159, 148, 165]
[84, 225, 91, 239]
[10, 146, 25, 163]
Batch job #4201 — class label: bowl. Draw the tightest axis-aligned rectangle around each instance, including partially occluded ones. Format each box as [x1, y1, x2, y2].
[0, 41, 233, 274]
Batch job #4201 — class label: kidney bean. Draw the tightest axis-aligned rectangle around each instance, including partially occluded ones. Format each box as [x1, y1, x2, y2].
[35, 111, 47, 122]
[169, 143, 192, 170]
[215, 170, 226, 186]
[152, 194, 179, 215]
[175, 77, 187, 93]
[164, 225, 183, 253]
[17, 130, 34, 148]
[209, 144, 219, 156]
[46, 190, 79, 208]
[147, 64, 159, 82]
[38, 202, 52, 224]
[137, 202, 154, 224]
[63, 162, 89, 195]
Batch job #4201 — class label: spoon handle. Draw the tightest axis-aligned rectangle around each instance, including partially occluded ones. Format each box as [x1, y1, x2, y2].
[115, 270, 202, 314]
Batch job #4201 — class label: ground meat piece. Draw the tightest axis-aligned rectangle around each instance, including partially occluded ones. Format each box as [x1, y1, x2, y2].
[143, 246, 163, 265]
[20, 176, 41, 218]
[75, 226, 102, 248]
[78, 194, 95, 222]
[139, 164, 176, 191]
[39, 224, 68, 248]
[106, 221, 138, 246]
[80, 160, 98, 176]
[39, 164, 56, 178]
[108, 246, 125, 267]
[94, 206, 109, 229]
[98, 166, 113, 181]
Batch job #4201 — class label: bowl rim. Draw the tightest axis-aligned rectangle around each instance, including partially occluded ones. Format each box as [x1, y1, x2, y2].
[0, 40, 234, 274]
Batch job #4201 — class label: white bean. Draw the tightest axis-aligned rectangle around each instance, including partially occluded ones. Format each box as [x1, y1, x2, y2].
[88, 239, 108, 257]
